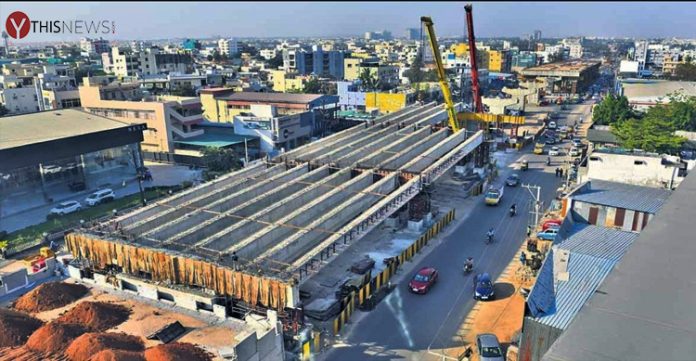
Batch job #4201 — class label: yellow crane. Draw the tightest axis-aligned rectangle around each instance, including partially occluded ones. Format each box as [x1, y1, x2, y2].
[420, 16, 460, 132]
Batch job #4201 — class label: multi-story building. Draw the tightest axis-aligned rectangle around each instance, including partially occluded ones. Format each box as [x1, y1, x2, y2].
[79, 37, 110, 56]
[270, 70, 309, 92]
[200, 91, 339, 123]
[36, 72, 80, 111]
[283, 46, 344, 79]
[259, 48, 277, 60]
[182, 39, 201, 51]
[79, 79, 206, 153]
[534, 30, 542, 41]
[407, 28, 420, 41]
[232, 103, 315, 154]
[344, 58, 362, 81]
[569, 43, 584, 59]
[511, 51, 538, 72]
[0, 75, 39, 115]
[365, 30, 393, 41]
[103, 47, 193, 78]
[218, 38, 239, 57]
[488, 50, 511, 73]
[360, 60, 400, 88]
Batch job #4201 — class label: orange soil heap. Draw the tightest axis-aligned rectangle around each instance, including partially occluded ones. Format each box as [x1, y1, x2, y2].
[91, 349, 147, 361]
[144, 342, 213, 361]
[26, 322, 88, 355]
[56, 301, 131, 332]
[65, 332, 145, 361]
[0, 308, 44, 347]
[12, 282, 89, 313]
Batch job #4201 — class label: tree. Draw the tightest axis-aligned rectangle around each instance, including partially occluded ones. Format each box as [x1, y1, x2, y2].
[672, 63, 696, 81]
[592, 94, 633, 125]
[612, 117, 686, 154]
[404, 55, 425, 84]
[213, 50, 222, 63]
[206, 55, 213, 62]
[358, 68, 379, 92]
[268, 53, 284, 69]
[201, 147, 242, 173]
[302, 78, 321, 93]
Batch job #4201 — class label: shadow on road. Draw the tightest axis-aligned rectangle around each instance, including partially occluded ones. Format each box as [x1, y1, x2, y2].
[493, 282, 516, 300]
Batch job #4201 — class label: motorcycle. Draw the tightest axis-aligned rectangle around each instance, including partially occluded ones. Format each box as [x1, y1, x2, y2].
[464, 262, 473, 274]
[486, 233, 494, 244]
[509, 208, 516, 217]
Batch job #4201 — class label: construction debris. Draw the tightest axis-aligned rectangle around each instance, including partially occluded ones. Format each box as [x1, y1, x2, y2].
[26, 321, 89, 355]
[12, 282, 89, 313]
[143, 342, 213, 361]
[65, 332, 144, 361]
[56, 301, 131, 332]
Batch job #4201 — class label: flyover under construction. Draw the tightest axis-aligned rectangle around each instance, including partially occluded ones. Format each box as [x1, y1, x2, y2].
[65, 102, 485, 320]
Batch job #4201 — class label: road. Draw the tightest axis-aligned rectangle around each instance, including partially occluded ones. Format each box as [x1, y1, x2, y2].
[323, 103, 592, 361]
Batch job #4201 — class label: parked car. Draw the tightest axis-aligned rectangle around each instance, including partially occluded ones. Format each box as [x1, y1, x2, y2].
[505, 174, 520, 187]
[539, 100, 550, 106]
[536, 228, 560, 241]
[476, 333, 505, 361]
[68, 181, 87, 192]
[569, 147, 580, 157]
[42, 164, 62, 174]
[542, 219, 563, 230]
[408, 267, 438, 294]
[548, 121, 557, 129]
[49, 200, 82, 216]
[549, 147, 561, 156]
[473, 273, 495, 301]
[85, 188, 115, 206]
[545, 137, 556, 145]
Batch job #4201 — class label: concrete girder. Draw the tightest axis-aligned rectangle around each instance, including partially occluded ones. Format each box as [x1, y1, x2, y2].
[142, 164, 310, 242]
[224, 170, 375, 260]
[197, 168, 354, 253]
[112, 162, 267, 229]
[401, 128, 470, 174]
[378, 128, 450, 171]
[262, 173, 398, 266]
[123, 164, 287, 235]
[294, 105, 433, 163]
[355, 126, 433, 169]
[162, 165, 334, 251]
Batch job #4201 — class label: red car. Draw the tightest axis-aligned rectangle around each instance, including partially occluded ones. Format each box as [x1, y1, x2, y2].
[542, 219, 562, 231]
[408, 267, 438, 294]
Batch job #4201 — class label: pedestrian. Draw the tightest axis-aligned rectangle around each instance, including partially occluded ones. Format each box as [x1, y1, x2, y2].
[231, 251, 239, 271]
[554, 167, 559, 177]
[526, 225, 532, 237]
[560, 168, 564, 178]
[520, 252, 527, 266]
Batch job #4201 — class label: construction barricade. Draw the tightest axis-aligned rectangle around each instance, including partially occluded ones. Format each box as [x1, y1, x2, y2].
[328, 209, 456, 338]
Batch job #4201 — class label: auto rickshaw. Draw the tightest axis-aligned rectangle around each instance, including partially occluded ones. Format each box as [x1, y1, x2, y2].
[521, 160, 529, 171]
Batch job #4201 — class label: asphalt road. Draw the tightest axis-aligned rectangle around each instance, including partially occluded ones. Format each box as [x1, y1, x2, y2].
[324, 103, 592, 361]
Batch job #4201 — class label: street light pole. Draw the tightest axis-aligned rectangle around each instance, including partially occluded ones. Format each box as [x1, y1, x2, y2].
[131, 149, 146, 207]
[522, 183, 542, 227]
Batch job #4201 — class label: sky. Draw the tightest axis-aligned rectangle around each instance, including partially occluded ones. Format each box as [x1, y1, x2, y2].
[2, 1, 696, 43]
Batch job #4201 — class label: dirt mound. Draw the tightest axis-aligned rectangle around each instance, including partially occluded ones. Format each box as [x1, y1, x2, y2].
[91, 349, 147, 361]
[13, 282, 89, 313]
[26, 322, 88, 355]
[56, 301, 131, 332]
[65, 332, 144, 361]
[143, 343, 213, 361]
[0, 308, 45, 347]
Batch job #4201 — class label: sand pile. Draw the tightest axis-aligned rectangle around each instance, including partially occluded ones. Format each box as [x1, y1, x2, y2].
[13, 282, 89, 313]
[0, 308, 45, 347]
[26, 322, 88, 354]
[65, 332, 144, 361]
[91, 349, 147, 361]
[143, 342, 213, 361]
[56, 301, 131, 332]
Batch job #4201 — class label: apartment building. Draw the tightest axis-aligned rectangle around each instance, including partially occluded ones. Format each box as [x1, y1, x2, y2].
[200, 91, 338, 123]
[343, 58, 362, 81]
[79, 37, 110, 56]
[232, 103, 315, 154]
[218, 38, 239, 57]
[360, 60, 400, 87]
[0, 75, 39, 115]
[79, 79, 205, 153]
[270, 70, 310, 92]
[283, 46, 344, 79]
[103, 47, 194, 78]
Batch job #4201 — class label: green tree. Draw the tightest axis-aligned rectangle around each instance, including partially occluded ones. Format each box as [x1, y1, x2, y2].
[358, 68, 379, 92]
[302, 78, 321, 93]
[404, 56, 425, 84]
[268, 53, 284, 68]
[206, 55, 213, 62]
[592, 94, 633, 125]
[672, 63, 696, 81]
[201, 147, 242, 173]
[612, 117, 686, 153]
[213, 50, 222, 63]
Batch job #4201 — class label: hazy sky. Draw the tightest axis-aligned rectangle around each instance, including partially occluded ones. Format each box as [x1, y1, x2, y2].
[3, 1, 695, 42]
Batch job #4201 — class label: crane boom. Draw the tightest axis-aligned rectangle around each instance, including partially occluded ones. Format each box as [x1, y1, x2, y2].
[420, 16, 460, 132]
[465, 4, 483, 113]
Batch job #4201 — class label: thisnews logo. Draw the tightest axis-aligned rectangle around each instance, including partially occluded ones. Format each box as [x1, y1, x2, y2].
[5, 11, 115, 40]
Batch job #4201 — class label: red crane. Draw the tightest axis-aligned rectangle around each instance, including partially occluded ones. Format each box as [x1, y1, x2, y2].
[465, 4, 483, 114]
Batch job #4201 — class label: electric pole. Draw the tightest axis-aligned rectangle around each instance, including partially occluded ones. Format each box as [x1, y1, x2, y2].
[522, 183, 542, 227]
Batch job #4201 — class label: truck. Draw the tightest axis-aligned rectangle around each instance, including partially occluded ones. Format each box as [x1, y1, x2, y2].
[484, 185, 504, 206]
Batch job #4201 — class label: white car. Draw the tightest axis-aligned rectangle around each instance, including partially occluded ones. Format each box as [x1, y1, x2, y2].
[42, 165, 62, 174]
[85, 188, 115, 206]
[549, 147, 561, 156]
[49, 200, 82, 215]
[569, 148, 580, 157]
[548, 121, 557, 129]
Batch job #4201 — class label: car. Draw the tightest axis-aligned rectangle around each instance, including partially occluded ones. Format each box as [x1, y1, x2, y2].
[505, 174, 520, 187]
[549, 147, 561, 156]
[68, 180, 87, 192]
[545, 137, 556, 145]
[572, 139, 583, 147]
[539, 100, 550, 106]
[542, 219, 563, 230]
[49, 200, 82, 216]
[473, 273, 495, 300]
[569, 148, 580, 157]
[548, 121, 557, 129]
[536, 228, 560, 241]
[476, 333, 505, 361]
[408, 267, 438, 294]
[42, 164, 62, 174]
[85, 188, 115, 206]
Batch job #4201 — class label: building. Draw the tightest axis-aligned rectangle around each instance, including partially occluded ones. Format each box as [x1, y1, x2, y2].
[103, 47, 194, 78]
[79, 79, 206, 154]
[0, 74, 40, 115]
[568, 43, 583, 59]
[511, 51, 539, 72]
[0, 109, 146, 232]
[488, 50, 511, 73]
[79, 37, 110, 56]
[231, 103, 315, 155]
[270, 70, 310, 92]
[259, 48, 277, 60]
[520, 60, 600, 94]
[343, 58, 362, 81]
[182, 39, 201, 51]
[283, 47, 344, 79]
[407, 28, 420, 41]
[105, 47, 140, 77]
[534, 30, 542, 41]
[542, 172, 696, 361]
[218, 38, 239, 57]
[200, 91, 339, 123]
[360, 60, 400, 88]
[619, 79, 696, 112]
[337, 81, 412, 114]
[36, 72, 80, 111]
[365, 30, 393, 41]
[584, 149, 691, 189]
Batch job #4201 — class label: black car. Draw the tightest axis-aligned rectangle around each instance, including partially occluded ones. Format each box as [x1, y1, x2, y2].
[506, 174, 520, 187]
[68, 181, 86, 192]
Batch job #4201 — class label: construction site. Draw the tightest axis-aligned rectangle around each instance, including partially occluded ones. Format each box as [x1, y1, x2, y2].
[64, 101, 488, 338]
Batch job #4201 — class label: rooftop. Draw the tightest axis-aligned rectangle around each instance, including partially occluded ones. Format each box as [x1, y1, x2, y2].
[555, 224, 639, 263]
[543, 171, 696, 361]
[0, 109, 134, 150]
[220, 92, 329, 104]
[585, 128, 618, 145]
[569, 180, 672, 214]
[621, 79, 696, 101]
[174, 128, 258, 148]
[521, 60, 601, 76]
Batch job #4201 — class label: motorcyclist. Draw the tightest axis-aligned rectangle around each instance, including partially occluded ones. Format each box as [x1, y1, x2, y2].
[486, 228, 494, 243]
[465, 257, 474, 271]
[510, 203, 517, 216]
[546, 157, 551, 166]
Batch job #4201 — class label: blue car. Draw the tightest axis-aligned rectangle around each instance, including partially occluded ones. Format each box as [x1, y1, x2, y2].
[473, 273, 495, 301]
[536, 227, 559, 241]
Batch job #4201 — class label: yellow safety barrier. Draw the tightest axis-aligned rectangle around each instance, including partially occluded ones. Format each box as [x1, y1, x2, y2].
[302, 341, 310, 359]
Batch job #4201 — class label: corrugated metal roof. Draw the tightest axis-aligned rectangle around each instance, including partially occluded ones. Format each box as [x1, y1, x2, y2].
[556, 224, 638, 262]
[532, 252, 616, 330]
[571, 179, 671, 213]
[586, 128, 618, 144]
